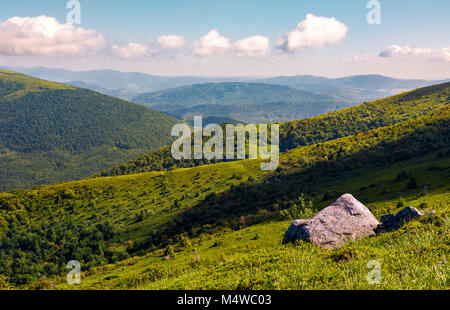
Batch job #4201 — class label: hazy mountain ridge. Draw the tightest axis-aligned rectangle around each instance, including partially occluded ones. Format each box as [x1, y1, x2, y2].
[2, 66, 253, 94]
[66, 81, 140, 101]
[132, 82, 350, 123]
[98, 81, 450, 178]
[256, 74, 450, 102]
[4, 66, 448, 106]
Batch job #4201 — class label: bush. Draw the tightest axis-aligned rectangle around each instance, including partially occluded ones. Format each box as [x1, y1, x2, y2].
[0, 274, 12, 290]
[397, 198, 406, 208]
[280, 194, 315, 220]
[164, 245, 175, 257]
[396, 170, 409, 182]
[407, 177, 418, 189]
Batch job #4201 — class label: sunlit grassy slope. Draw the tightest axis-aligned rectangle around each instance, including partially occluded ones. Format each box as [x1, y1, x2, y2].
[48, 152, 449, 290]
[1, 106, 448, 288]
[98, 82, 450, 177]
[0, 81, 449, 289]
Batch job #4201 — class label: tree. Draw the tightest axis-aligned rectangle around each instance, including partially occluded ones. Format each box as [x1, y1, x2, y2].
[407, 177, 418, 189]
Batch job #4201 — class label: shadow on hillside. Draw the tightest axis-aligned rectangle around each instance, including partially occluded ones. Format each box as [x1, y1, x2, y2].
[151, 115, 449, 245]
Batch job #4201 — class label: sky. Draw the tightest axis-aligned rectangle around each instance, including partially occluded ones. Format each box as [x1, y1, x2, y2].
[0, 0, 449, 79]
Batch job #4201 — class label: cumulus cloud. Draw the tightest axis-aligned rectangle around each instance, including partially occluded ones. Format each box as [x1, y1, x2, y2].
[346, 45, 450, 64]
[0, 15, 107, 56]
[277, 14, 348, 52]
[379, 45, 450, 62]
[194, 29, 231, 56]
[341, 52, 388, 64]
[233, 36, 270, 57]
[156, 35, 186, 50]
[110, 42, 149, 59]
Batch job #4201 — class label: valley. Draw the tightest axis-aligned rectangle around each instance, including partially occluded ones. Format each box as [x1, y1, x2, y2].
[0, 79, 448, 289]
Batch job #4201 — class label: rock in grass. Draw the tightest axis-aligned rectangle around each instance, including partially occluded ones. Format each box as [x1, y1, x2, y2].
[282, 194, 379, 248]
[376, 206, 433, 232]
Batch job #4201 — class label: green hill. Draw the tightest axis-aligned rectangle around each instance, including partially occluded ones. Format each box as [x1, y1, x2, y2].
[0, 70, 180, 191]
[132, 82, 350, 123]
[0, 101, 448, 287]
[256, 74, 450, 102]
[10, 66, 447, 105]
[98, 82, 450, 177]
[59, 107, 450, 290]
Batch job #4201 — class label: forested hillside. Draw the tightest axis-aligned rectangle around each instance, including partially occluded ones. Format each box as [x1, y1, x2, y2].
[98, 82, 450, 177]
[0, 104, 448, 286]
[132, 82, 350, 123]
[0, 70, 180, 191]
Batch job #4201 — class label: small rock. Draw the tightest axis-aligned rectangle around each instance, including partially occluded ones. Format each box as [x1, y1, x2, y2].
[282, 194, 379, 248]
[376, 206, 432, 232]
[283, 219, 307, 242]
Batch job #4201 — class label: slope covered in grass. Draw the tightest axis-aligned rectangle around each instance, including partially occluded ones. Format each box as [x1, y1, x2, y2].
[32, 152, 450, 290]
[98, 82, 450, 177]
[0, 70, 180, 191]
[0, 105, 448, 287]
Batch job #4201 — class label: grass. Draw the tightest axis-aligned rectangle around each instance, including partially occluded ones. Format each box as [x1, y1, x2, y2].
[31, 151, 449, 290]
[51, 201, 448, 290]
[1, 97, 447, 289]
[0, 158, 261, 243]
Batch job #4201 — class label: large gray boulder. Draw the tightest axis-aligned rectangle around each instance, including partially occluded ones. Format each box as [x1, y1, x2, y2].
[282, 193, 379, 248]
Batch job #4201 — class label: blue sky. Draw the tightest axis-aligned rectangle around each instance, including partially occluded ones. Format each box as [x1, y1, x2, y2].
[0, 0, 449, 78]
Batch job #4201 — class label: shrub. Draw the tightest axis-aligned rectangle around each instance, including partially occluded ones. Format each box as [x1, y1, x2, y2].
[396, 170, 409, 182]
[211, 240, 224, 247]
[330, 247, 358, 262]
[397, 198, 406, 208]
[0, 274, 12, 290]
[280, 194, 315, 220]
[164, 245, 175, 257]
[407, 177, 418, 189]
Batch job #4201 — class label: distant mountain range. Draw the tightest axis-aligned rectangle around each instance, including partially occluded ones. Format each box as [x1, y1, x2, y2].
[132, 82, 350, 123]
[66, 81, 141, 101]
[3, 67, 448, 102]
[254, 74, 450, 102]
[100, 81, 450, 177]
[1, 66, 253, 100]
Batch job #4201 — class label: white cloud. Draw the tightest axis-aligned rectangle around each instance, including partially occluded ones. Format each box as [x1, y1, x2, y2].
[110, 42, 149, 59]
[379, 45, 450, 62]
[341, 52, 388, 64]
[194, 29, 231, 56]
[0, 15, 107, 56]
[277, 14, 348, 52]
[347, 45, 450, 64]
[233, 36, 270, 57]
[156, 35, 186, 50]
